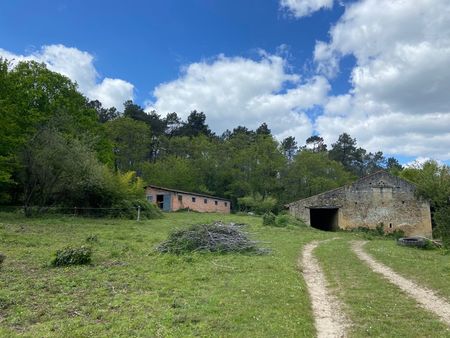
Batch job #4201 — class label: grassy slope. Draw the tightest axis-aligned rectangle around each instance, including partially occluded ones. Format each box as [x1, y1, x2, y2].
[0, 212, 329, 337]
[365, 240, 450, 300]
[315, 237, 450, 337]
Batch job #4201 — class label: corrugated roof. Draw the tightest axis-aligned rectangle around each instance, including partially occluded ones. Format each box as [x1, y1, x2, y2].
[144, 185, 231, 202]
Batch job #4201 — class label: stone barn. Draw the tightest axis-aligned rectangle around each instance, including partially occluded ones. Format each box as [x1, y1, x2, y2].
[145, 185, 231, 213]
[286, 171, 432, 237]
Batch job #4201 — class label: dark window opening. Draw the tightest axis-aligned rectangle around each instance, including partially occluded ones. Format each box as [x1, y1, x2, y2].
[310, 208, 339, 231]
[204, 198, 208, 204]
[178, 195, 183, 202]
[225, 202, 228, 207]
[214, 200, 218, 205]
[389, 223, 393, 228]
[402, 201, 405, 204]
[192, 197, 196, 202]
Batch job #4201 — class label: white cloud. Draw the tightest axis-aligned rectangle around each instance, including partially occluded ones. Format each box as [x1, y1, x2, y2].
[313, 0, 450, 160]
[0, 44, 134, 108]
[280, 0, 334, 18]
[148, 53, 330, 142]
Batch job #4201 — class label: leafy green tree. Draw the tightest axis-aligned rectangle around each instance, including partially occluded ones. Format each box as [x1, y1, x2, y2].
[105, 117, 151, 171]
[400, 161, 450, 245]
[281, 150, 354, 204]
[178, 110, 213, 137]
[305, 135, 327, 153]
[281, 136, 298, 162]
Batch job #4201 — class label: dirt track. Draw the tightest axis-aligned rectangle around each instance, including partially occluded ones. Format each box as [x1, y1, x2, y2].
[300, 240, 349, 338]
[352, 240, 450, 327]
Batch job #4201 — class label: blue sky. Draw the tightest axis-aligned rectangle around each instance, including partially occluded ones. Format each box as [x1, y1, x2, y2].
[1, 0, 450, 163]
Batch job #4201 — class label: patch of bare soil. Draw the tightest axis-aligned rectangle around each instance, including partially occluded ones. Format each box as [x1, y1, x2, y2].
[300, 240, 349, 338]
[352, 241, 450, 327]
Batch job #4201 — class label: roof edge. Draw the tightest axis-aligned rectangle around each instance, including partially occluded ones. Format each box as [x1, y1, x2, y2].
[144, 185, 231, 202]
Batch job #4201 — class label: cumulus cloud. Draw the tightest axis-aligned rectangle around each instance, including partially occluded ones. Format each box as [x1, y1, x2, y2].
[147, 53, 330, 142]
[0, 44, 133, 108]
[313, 0, 450, 160]
[280, 0, 334, 18]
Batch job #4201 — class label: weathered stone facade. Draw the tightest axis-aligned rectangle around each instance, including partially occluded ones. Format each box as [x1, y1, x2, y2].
[287, 171, 432, 237]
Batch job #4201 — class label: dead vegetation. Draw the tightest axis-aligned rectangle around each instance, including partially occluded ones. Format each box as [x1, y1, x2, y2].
[157, 221, 268, 254]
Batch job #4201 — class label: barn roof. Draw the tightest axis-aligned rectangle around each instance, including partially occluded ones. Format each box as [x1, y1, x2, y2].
[145, 185, 231, 202]
[285, 170, 416, 208]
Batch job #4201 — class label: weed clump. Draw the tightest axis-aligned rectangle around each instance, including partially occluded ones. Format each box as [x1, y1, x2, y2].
[157, 222, 266, 254]
[262, 212, 276, 226]
[51, 246, 92, 267]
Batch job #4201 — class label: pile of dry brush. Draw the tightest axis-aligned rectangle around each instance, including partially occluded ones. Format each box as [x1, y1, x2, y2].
[157, 221, 267, 254]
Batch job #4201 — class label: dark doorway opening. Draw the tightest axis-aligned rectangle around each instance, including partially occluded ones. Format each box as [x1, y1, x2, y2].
[310, 208, 339, 231]
[156, 194, 164, 209]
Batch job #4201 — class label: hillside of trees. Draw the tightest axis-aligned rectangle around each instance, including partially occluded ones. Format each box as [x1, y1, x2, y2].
[0, 59, 448, 239]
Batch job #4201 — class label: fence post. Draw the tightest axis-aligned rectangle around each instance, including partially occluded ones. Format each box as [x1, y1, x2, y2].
[137, 205, 141, 221]
[74, 206, 77, 217]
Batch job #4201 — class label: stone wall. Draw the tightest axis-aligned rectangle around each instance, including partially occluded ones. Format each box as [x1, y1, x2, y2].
[288, 171, 432, 237]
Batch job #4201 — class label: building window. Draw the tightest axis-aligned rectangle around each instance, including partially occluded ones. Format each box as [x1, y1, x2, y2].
[192, 197, 196, 202]
[146, 195, 153, 202]
[215, 200, 218, 205]
[389, 223, 393, 228]
[178, 195, 183, 202]
[204, 198, 208, 204]
[225, 202, 228, 207]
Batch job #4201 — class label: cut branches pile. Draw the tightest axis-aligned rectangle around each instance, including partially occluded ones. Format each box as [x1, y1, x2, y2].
[157, 221, 267, 254]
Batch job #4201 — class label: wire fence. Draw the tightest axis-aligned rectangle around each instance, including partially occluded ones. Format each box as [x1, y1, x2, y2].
[0, 205, 144, 220]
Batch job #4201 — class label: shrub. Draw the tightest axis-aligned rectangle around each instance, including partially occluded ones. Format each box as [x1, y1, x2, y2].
[238, 194, 277, 214]
[157, 222, 266, 254]
[51, 246, 92, 267]
[0, 253, 5, 266]
[262, 212, 276, 226]
[110, 198, 162, 220]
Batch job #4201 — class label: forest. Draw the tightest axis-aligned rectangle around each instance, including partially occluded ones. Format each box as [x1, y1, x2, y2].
[0, 59, 448, 239]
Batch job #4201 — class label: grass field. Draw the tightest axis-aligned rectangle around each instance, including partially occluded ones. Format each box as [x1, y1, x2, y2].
[0, 212, 449, 337]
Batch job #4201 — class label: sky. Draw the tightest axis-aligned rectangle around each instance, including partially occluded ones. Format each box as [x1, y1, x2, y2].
[1, 0, 449, 164]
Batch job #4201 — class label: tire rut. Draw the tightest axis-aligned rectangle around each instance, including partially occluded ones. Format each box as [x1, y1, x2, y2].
[352, 240, 450, 327]
[300, 240, 349, 338]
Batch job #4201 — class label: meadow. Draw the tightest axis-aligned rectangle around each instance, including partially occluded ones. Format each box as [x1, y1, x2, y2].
[0, 212, 448, 337]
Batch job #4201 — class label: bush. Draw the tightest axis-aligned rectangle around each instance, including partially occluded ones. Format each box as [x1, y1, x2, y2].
[0, 253, 5, 266]
[110, 199, 162, 219]
[238, 194, 277, 214]
[86, 234, 99, 243]
[262, 212, 276, 226]
[157, 222, 266, 254]
[51, 246, 92, 267]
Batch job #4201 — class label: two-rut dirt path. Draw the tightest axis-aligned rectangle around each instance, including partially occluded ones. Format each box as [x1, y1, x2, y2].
[300, 239, 450, 338]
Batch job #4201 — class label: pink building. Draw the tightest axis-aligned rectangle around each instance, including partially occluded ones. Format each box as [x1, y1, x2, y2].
[145, 185, 231, 213]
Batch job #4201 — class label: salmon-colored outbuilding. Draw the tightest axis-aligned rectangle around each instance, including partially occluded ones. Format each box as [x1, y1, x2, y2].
[145, 185, 231, 213]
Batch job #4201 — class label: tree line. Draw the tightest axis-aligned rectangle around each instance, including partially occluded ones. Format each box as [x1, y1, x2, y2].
[0, 59, 448, 241]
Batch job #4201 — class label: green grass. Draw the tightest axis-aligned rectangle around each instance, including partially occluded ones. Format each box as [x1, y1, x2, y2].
[315, 238, 450, 337]
[0, 212, 328, 337]
[1, 212, 449, 337]
[365, 240, 450, 300]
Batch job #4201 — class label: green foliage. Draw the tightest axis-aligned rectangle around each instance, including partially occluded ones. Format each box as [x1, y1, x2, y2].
[105, 117, 152, 171]
[400, 161, 450, 247]
[111, 198, 162, 220]
[51, 246, 92, 267]
[239, 194, 277, 214]
[262, 212, 276, 226]
[281, 151, 354, 204]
